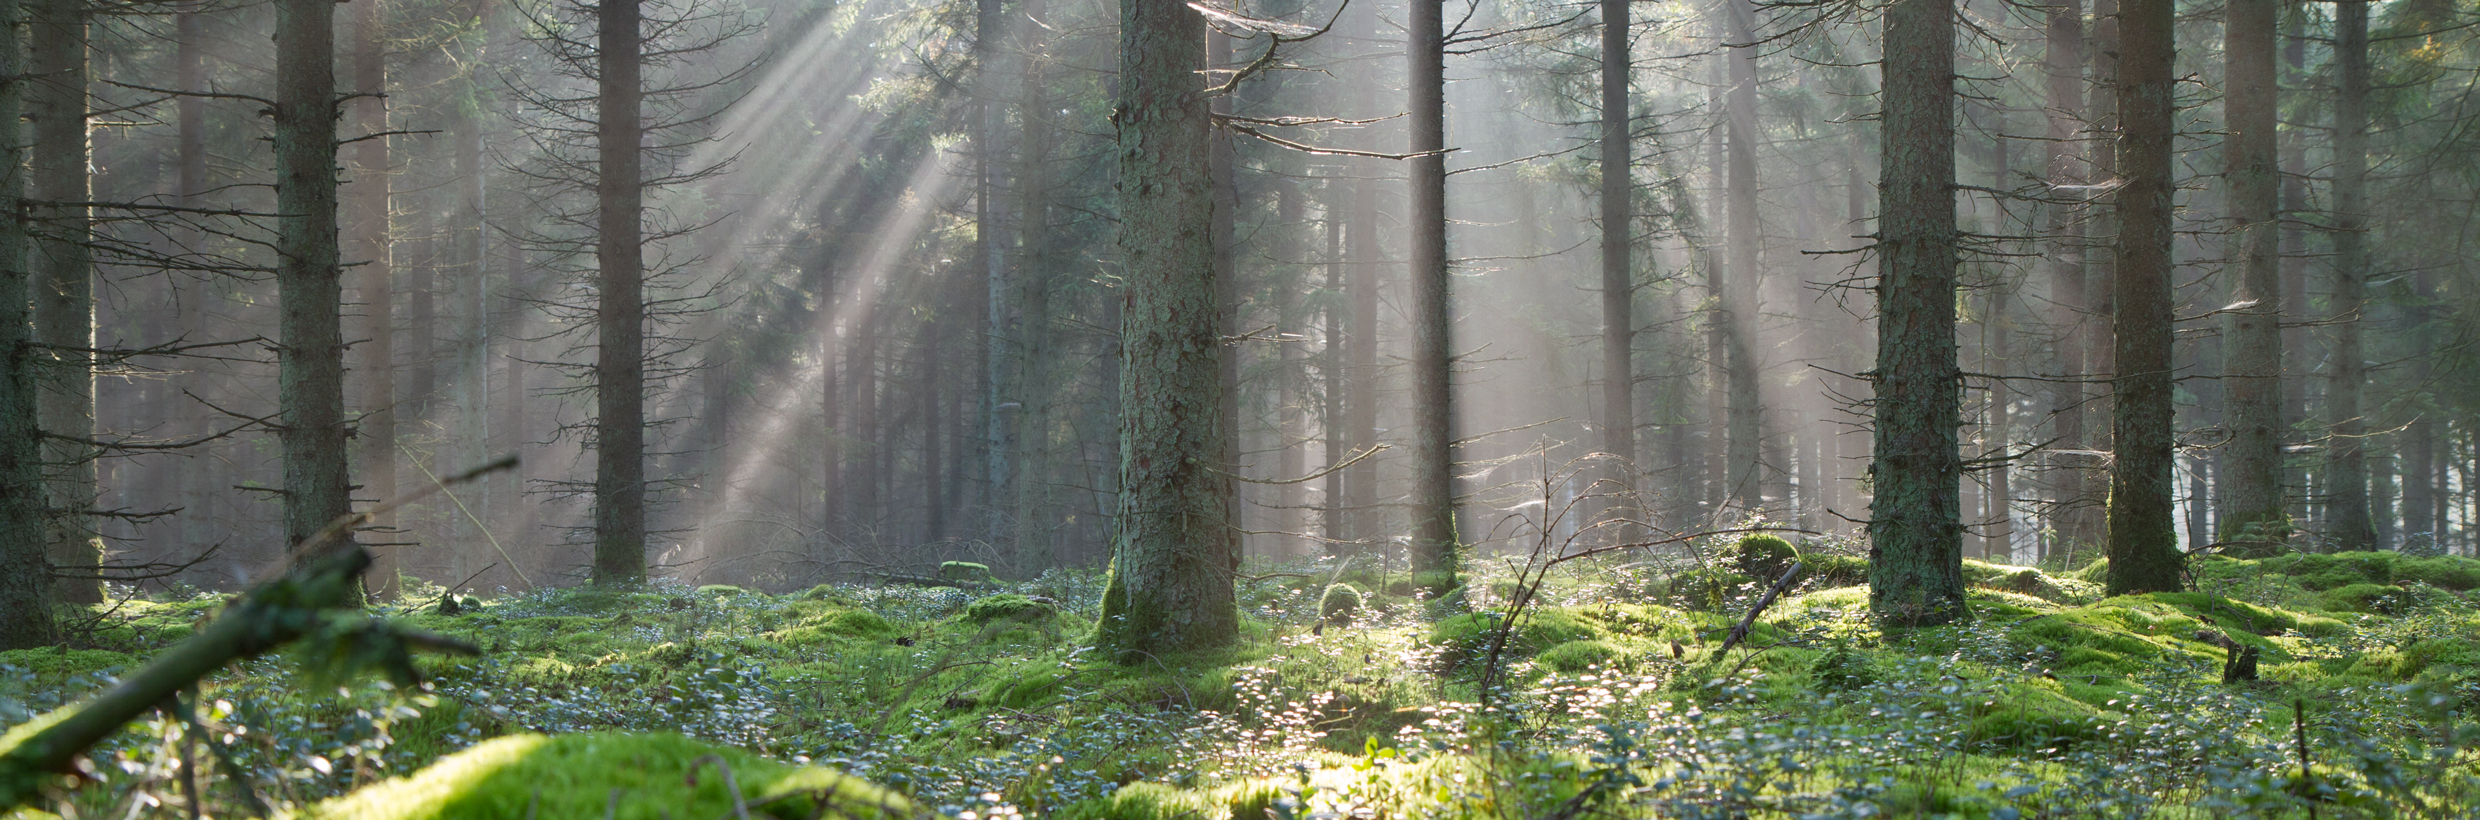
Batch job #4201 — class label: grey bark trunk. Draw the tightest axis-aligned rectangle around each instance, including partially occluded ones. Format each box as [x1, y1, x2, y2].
[348, 0, 398, 596]
[2039, 0, 2085, 565]
[0, 0, 54, 647]
[2323, 0, 2374, 552]
[1092, 0, 1236, 655]
[592, 0, 647, 585]
[276, 0, 355, 570]
[2105, 0, 2183, 594]
[1599, 0, 1637, 531]
[31, 0, 96, 604]
[2217, 0, 2284, 552]
[1722, 0, 1762, 516]
[1406, 0, 1456, 590]
[1868, 0, 1966, 625]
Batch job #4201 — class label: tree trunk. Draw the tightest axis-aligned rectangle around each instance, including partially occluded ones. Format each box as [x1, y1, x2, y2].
[2403, 272, 2435, 549]
[348, 0, 398, 596]
[276, 0, 354, 572]
[1092, 0, 1235, 655]
[1274, 176, 1307, 558]
[1868, 0, 1965, 625]
[592, 0, 647, 585]
[2073, 0, 2122, 560]
[0, 0, 53, 647]
[1404, 0, 1456, 591]
[1722, 0, 1763, 516]
[2217, 0, 2284, 553]
[2105, 0, 2183, 594]
[31, 0, 96, 605]
[1599, 0, 1637, 530]
[1344, 158, 1378, 552]
[1322, 172, 1347, 553]
[2039, 0, 2086, 567]
[2323, 0, 2374, 552]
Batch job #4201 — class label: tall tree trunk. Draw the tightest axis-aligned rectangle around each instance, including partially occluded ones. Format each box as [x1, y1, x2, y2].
[2217, 0, 2284, 552]
[2073, 0, 2122, 560]
[2106, 0, 2183, 594]
[2040, 0, 2086, 567]
[1208, 28, 1245, 560]
[1092, 0, 1235, 655]
[1721, 0, 1762, 515]
[1322, 173, 1348, 553]
[1599, 0, 1637, 531]
[1274, 177, 1307, 558]
[1407, 0, 1455, 589]
[31, 0, 96, 604]
[0, 0, 54, 647]
[174, 0, 212, 567]
[1868, 0, 1965, 625]
[976, 0, 1009, 551]
[2279, 1, 2310, 529]
[348, 0, 398, 596]
[276, 0, 354, 568]
[924, 318, 945, 541]
[2323, 0, 2374, 552]
[2403, 271, 2435, 549]
[1344, 158, 1378, 552]
[1011, 3, 1052, 564]
[592, 0, 647, 585]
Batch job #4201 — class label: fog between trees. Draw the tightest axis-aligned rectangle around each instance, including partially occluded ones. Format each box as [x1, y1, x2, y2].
[6, 0, 2480, 646]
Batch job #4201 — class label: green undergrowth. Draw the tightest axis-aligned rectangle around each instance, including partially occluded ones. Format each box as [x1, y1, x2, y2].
[303, 732, 929, 820]
[5, 550, 2478, 819]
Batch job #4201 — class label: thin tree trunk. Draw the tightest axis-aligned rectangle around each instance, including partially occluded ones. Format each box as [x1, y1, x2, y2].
[1599, 0, 1637, 530]
[2040, 0, 2087, 567]
[1274, 177, 1307, 558]
[1722, 0, 1762, 516]
[2218, 0, 2284, 552]
[2404, 272, 2435, 549]
[924, 320, 944, 541]
[1093, 0, 1235, 655]
[592, 0, 647, 585]
[348, 0, 398, 596]
[1869, 0, 1965, 625]
[1322, 173, 1347, 553]
[2323, 0, 2374, 552]
[1345, 158, 1378, 552]
[2106, 0, 2183, 593]
[1404, 0, 1456, 591]
[0, 0, 53, 647]
[2073, 0, 2122, 560]
[2279, 0, 2311, 529]
[276, 0, 354, 570]
[31, 0, 96, 604]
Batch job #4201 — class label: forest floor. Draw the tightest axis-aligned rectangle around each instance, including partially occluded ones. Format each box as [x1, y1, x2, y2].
[4, 539, 2479, 819]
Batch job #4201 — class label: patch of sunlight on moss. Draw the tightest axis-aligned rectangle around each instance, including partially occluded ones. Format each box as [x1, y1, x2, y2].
[304, 732, 929, 820]
[0, 649, 136, 680]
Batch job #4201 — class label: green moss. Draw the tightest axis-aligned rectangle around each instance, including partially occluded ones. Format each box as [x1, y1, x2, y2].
[1057, 782, 1222, 820]
[962, 594, 1055, 625]
[0, 648, 135, 680]
[2321, 583, 2407, 614]
[1429, 607, 1599, 669]
[2397, 556, 2480, 591]
[1536, 640, 1620, 672]
[938, 562, 995, 584]
[1807, 643, 1877, 690]
[1731, 534, 1798, 580]
[1661, 566, 1755, 612]
[1318, 584, 1363, 625]
[302, 732, 926, 820]
[1803, 554, 1870, 589]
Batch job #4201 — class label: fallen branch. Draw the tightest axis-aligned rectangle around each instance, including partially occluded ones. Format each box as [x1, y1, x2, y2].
[1713, 561, 1804, 660]
[0, 457, 516, 811]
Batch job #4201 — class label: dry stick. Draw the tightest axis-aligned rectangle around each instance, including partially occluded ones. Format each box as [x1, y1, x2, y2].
[409, 457, 536, 590]
[0, 456, 517, 811]
[1713, 561, 1805, 660]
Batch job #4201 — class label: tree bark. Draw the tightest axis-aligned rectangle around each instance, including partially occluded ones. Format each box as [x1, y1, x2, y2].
[2217, 0, 2285, 552]
[592, 0, 647, 585]
[1406, 0, 1456, 591]
[1722, 0, 1763, 516]
[1092, 0, 1235, 655]
[348, 0, 398, 596]
[0, 0, 53, 648]
[1599, 0, 1637, 531]
[2106, 0, 2183, 594]
[31, 0, 96, 605]
[2323, 0, 2374, 552]
[276, 0, 355, 572]
[1868, 0, 1965, 625]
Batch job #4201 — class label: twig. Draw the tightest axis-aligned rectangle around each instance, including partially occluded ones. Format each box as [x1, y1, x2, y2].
[1714, 561, 1804, 659]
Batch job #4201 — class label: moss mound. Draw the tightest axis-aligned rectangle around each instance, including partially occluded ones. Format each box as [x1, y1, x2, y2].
[2255, 551, 2480, 592]
[1731, 534, 1799, 580]
[304, 732, 927, 820]
[1318, 584, 1363, 625]
[962, 593, 1055, 624]
[938, 561, 995, 585]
